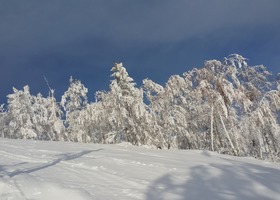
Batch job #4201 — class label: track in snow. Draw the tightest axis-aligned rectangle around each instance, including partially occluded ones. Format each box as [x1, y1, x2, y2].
[1, 138, 280, 200]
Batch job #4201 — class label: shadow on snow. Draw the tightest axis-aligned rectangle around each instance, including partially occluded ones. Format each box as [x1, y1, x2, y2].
[146, 157, 280, 200]
[0, 149, 103, 178]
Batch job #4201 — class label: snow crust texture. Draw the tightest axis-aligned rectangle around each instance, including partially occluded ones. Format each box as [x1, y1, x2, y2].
[0, 138, 280, 200]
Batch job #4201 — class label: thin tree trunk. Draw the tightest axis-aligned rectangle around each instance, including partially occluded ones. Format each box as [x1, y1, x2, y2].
[219, 113, 237, 155]
[210, 104, 214, 151]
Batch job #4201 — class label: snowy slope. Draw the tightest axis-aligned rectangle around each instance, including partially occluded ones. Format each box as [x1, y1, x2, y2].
[0, 138, 280, 200]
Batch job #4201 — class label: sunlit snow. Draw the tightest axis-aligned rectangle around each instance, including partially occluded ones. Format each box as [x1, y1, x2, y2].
[1, 138, 280, 200]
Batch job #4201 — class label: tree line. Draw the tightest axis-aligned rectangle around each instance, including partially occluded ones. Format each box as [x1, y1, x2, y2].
[0, 54, 279, 161]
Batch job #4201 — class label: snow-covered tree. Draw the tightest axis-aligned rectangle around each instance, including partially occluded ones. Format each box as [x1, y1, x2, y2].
[197, 59, 240, 155]
[61, 77, 88, 142]
[3, 84, 65, 141]
[0, 54, 279, 161]
[0, 104, 7, 137]
[6, 86, 37, 139]
[143, 76, 195, 149]
[143, 79, 168, 148]
[96, 63, 154, 145]
[242, 89, 280, 161]
[77, 98, 106, 143]
[33, 91, 66, 141]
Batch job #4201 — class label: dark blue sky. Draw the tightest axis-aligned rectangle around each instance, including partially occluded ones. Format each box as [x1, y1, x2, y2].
[1, 0, 280, 104]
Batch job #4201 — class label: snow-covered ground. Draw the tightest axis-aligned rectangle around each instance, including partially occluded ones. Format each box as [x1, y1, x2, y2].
[0, 138, 280, 200]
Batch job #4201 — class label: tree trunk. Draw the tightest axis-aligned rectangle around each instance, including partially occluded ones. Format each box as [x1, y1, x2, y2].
[219, 113, 237, 155]
[210, 104, 214, 151]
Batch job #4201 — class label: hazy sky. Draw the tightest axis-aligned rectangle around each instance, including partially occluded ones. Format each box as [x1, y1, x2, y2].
[1, 0, 280, 103]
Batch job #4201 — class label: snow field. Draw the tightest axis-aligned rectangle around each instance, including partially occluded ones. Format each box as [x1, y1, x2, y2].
[0, 138, 280, 200]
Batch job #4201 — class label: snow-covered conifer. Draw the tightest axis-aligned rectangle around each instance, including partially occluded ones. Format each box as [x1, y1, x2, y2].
[97, 63, 153, 145]
[61, 77, 88, 142]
